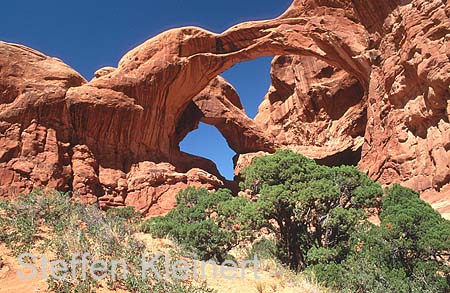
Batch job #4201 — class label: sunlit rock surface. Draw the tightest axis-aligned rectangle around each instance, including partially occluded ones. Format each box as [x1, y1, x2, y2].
[0, 0, 449, 217]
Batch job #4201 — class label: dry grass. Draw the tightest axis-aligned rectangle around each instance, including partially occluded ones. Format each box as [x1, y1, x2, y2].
[130, 234, 329, 293]
[0, 234, 329, 293]
[0, 191, 329, 293]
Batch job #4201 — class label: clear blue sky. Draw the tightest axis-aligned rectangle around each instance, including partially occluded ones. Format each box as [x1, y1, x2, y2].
[1, 0, 292, 179]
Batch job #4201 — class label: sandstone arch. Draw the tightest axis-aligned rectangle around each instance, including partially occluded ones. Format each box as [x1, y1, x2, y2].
[176, 76, 276, 155]
[1, 0, 449, 218]
[65, 9, 369, 172]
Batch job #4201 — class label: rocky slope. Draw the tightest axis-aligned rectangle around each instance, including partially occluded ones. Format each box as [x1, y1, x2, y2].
[0, 0, 449, 217]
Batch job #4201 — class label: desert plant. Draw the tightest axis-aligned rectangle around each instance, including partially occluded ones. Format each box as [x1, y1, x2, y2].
[239, 150, 383, 270]
[143, 187, 246, 263]
[246, 239, 277, 261]
[311, 184, 450, 293]
[106, 206, 141, 221]
[0, 190, 71, 255]
[0, 190, 214, 293]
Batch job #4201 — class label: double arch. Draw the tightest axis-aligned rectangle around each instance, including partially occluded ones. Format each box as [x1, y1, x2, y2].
[66, 2, 370, 173]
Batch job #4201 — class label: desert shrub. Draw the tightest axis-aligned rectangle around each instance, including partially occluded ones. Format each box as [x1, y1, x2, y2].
[0, 190, 72, 255]
[143, 187, 248, 263]
[106, 206, 141, 221]
[0, 190, 213, 293]
[239, 149, 383, 270]
[239, 151, 449, 291]
[142, 188, 245, 263]
[311, 184, 450, 293]
[139, 149, 449, 292]
[246, 239, 278, 261]
[144, 150, 382, 270]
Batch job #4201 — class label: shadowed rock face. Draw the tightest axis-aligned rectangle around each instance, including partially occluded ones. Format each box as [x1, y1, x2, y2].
[0, 0, 449, 217]
[255, 55, 366, 161]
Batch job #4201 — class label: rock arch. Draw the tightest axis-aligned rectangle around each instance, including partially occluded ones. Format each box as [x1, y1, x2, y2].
[1, 0, 449, 217]
[65, 5, 370, 172]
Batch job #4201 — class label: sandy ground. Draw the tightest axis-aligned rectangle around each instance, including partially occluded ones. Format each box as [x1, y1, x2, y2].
[0, 236, 325, 293]
[0, 245, 48, 293]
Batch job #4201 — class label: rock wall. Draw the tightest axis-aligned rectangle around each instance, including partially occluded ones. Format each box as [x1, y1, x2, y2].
[0, 43, 85, 195]
[360, 0, 450, 216]
[0, 42, 225, 215]
[0, 0, 449, 217]
[255, 55, 366, 165]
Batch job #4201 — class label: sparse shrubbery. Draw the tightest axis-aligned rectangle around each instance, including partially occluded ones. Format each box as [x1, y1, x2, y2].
[142, 187, 245, 263]
[0, 190, 213, 293]
[0, 190, 71, 255]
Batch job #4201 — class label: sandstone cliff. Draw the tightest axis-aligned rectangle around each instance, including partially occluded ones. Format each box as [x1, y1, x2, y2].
[0, 0, 448, 217]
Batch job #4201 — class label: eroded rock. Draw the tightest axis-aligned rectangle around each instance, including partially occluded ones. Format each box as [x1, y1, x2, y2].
[0, 42, 85, 197]
[0, 0, 449, 217]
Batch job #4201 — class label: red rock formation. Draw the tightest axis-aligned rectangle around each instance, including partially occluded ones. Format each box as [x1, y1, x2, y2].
[0, 42, 225, 215]
[177, 76, 276, 154]
[65, 13, 368, 170]
[0, 43, 86, 196]
[60, 2, 369, 214]
[359, 0, 450, 216]
[255, 55, 366, 165]
[0, 0, 449, 217]
[273, 0, 450, 216]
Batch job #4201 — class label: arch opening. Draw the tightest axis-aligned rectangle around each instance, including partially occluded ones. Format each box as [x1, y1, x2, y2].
[175, 52, 368, 178]
[221, 56, 273, 118]
[180, 122, 236, 180]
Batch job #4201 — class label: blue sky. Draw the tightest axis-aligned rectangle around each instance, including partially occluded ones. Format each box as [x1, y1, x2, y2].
[1, 0, 292, 179]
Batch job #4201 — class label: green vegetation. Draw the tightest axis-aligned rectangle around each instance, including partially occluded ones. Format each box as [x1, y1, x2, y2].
[142, 187, 244, 263]
[0, 191, 212, 293]
[1, 150, 449, 292]
[311, 184, 450, 292]
[239, 150, 383, 270]
[245, 239, 278, 261]
[144, 150, 450, 292]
